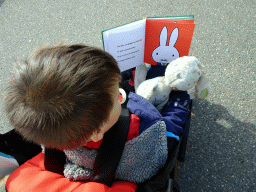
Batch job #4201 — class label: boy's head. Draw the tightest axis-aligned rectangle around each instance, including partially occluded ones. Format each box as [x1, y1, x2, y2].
[4, 44, 121, 150]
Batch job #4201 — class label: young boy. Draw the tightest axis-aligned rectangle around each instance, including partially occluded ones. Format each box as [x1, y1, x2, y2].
[4, 44, 190, 183]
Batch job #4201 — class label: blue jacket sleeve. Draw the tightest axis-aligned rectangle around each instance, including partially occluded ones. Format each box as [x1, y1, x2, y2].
[127, 92, 190, 136]
[127, 92, 162, 134]
[161, 91, 190, 136]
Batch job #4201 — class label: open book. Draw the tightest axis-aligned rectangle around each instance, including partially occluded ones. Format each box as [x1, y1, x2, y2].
[102, 15, 195, 72]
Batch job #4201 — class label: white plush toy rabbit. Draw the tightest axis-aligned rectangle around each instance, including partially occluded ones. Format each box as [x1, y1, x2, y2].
[135, 27, 180, 92]
[136, 56, 210, 111]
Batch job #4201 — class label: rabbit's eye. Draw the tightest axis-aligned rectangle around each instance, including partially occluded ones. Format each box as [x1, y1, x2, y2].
[156, 53, 158, 55]
[172, 54, 175, 57]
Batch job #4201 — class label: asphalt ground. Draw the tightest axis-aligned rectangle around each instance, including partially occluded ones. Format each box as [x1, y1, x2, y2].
[0, 0, 255, 191]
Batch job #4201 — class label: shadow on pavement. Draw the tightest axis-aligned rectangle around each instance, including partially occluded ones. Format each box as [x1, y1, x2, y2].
[178, 99, 256, 191]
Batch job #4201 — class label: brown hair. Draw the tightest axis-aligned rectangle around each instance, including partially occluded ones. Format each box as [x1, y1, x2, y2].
[4, 44, 121, 150]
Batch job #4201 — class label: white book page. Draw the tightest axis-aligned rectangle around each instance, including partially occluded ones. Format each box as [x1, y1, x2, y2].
[103, 19, 146, 72]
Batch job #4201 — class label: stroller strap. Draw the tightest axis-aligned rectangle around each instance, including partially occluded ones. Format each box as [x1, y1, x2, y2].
[92, 106, 130, 186]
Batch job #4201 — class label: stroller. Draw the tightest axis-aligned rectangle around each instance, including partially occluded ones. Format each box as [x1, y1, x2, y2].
[1, 69, 192, 192]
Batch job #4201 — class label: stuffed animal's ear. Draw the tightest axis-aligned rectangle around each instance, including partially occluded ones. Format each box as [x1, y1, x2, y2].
[195, 75, 210, 99]
[136, 77, 161, 102]
[164, 59, 181, 85]
[135, 63, 149, 93]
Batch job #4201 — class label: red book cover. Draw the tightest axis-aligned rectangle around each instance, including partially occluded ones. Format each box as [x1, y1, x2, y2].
[144, 19, 195, 65]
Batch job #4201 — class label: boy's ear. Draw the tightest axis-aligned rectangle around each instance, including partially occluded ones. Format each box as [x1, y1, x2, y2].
[90, 131, 104, 142]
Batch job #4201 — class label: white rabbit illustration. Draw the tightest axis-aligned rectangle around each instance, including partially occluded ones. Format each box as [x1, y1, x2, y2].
[152, 27, 180, 65]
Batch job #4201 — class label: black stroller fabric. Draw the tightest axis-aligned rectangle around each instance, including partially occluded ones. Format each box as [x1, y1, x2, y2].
[0, 130, 41, 166]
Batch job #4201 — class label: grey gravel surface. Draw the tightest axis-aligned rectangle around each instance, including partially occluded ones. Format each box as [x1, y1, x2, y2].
[0, 0, 255, 191]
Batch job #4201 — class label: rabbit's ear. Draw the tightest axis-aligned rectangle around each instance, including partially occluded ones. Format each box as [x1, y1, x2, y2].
[169, 27, 179, 47]
[159, 26, 168, 46]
